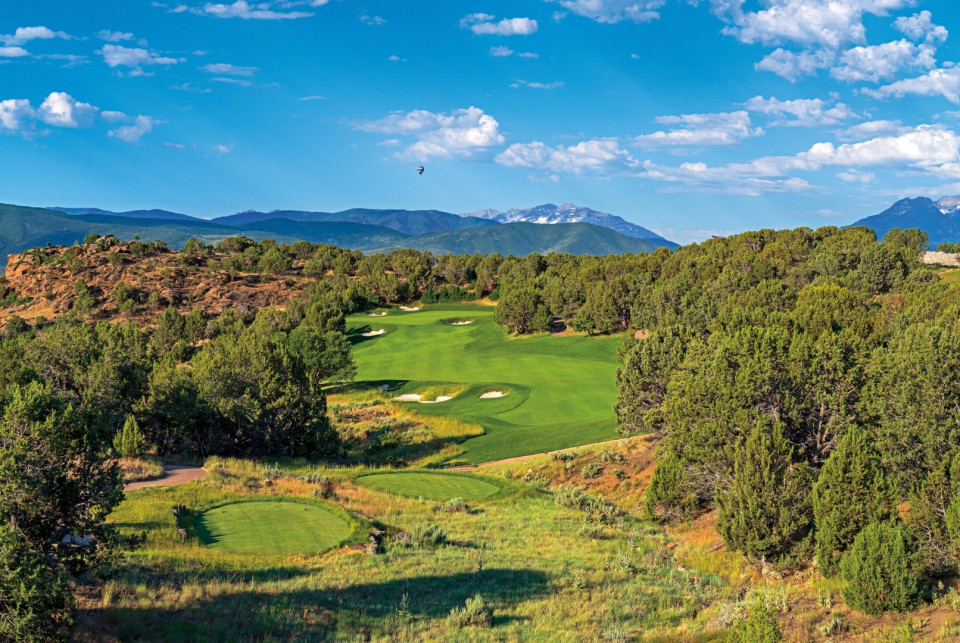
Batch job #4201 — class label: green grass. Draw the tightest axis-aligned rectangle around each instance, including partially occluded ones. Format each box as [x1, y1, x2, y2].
[346, 304, 623, 464]
[195, 500, 352, 556]
[356, 471, 503, 500]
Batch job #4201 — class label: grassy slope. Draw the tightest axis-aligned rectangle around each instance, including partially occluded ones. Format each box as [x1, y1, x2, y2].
[346, 304, 622, 464]
[356, 471, 503, 500]
[195, 501, 352, 555]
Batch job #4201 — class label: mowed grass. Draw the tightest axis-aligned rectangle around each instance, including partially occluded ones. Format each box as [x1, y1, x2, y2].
[346, 304, 623, 463]
[357, 471, 502, 500]
[196, 501, 352, 556]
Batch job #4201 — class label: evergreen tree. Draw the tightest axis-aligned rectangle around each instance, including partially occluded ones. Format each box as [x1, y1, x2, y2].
[906, 451, 960, 575]
[811, 427, 896, 575]
[715, 420, 813, 561]
[113, 415, 144, 458]
[726, 602, 783, 643]
[642, 451, 698, 522]
[839, 522, 918, 615]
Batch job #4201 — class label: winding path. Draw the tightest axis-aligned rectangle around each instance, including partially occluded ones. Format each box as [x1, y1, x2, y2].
[124, 464, 208, 491]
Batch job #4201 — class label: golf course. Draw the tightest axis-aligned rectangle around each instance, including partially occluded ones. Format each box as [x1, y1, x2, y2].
[346, 304, 623, 464]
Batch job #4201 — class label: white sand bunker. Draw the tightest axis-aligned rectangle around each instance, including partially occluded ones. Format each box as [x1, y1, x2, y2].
[451, 320, 473, 326]
[368, 311, 388, 317]
[393, 394, 422, 402]
[479, 391, 507, 399]
[362, 329, 386, 337]
[421, 396, 452, 404]
[399, 306, 421, 311]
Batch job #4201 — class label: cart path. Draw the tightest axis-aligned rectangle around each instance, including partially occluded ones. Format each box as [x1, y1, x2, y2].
[124, 464, 207, 491]
[446, 434, 652, 472]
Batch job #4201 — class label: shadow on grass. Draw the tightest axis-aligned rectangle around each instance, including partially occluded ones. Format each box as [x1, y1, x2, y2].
[98, 567, 550, 639]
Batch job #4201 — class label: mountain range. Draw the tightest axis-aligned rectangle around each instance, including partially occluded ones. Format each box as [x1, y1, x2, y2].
[465, 203, 667, 241]
[0, 202, 677, 262]
[850, 197, 960, 247]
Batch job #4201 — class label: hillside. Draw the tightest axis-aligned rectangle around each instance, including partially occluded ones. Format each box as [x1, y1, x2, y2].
[850, 197, 960, 247]
[466, 203, 672, 244]
[51, 207, 198, 221]
[212, 208, 497, 235]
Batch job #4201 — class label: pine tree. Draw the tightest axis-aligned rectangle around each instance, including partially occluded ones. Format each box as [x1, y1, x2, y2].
[839, 522, 918, 615]
[716, 420, 813, 561]
[113, 415, 144, 458]
[811, 427, 896, 575]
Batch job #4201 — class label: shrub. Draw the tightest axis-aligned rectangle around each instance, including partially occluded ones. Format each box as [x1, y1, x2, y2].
[443, 497, 468, 513]
[449, 594, 492, 628]
[643, 451, 698, 522]
[839, 522, 919, 615]
[410, 522, 447, 547]
[726, 602, 783, 643]
[113, 415, 144, 458]
[581, 463, 603, 479]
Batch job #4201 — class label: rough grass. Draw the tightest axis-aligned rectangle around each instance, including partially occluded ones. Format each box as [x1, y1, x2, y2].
[356, 471, 504, 501]
[195, 500, 353, 556]
[346, 304, 624, 464]
[119, 456, 164, 483]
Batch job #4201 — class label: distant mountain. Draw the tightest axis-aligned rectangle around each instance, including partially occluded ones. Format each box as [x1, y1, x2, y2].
[465, 203, 673, 245]
[373, 221, 672, 255]
[212, 208, 496, 236]
[0, 203, 677, 263]
[51, 207, 199, 222]
[850, 197, 960, 247]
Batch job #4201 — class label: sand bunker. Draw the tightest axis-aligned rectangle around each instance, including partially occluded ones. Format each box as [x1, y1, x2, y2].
[451, 320, 473, 326]
[421, 396, 452, 404]
[368, 311, 388, 317]
[479, 391, 506, 399]
[399, 306, 421, 311]
[393, 394, 422, 402]
[362, 329, 386, 337]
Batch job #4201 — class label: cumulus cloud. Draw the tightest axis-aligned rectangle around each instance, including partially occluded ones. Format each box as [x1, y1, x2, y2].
[837, 169, 877, 182]
[863, 67, 960, 103]
[200, 62, 257, 76]
[0, 26, 71, 47]
[634, 111, 763, 147]
[496, 139, 639, 174]
[202, 1, 313, 19]
[0, 99, 35, 132]
[548, 0, 666, 24]
[108, 114, 157, 143]
[831, 39, 936, 83]
[98, 44, 184, 73]
[0, 47, 29, 58]
[755, 48, 833, 82]
[459, 14, 538, 36]
[894, 11, 948, 44]
[744, 96, 859, 126]
[38, 92, 98, 128]
[357, 106, 505, 161]
[836, 119, 906, 141]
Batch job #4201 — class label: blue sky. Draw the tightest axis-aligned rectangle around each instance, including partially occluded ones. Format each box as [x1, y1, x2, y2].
[3, 1, 960, 242]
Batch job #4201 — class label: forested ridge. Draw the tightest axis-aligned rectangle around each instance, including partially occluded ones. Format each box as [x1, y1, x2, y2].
[1, 224, 958, 638]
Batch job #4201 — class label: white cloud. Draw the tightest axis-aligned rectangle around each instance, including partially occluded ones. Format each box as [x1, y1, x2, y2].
[360, 15, 386, 26]
[837, 169, 877, 182]
[213, 143, 234, 154]
[38, 92, 98, 128]
[387, 55, 406, 62]
[202, 1, 313, 19]
[200, 62, 257, 76]
[894, 11, 948, 44]
[831, 39, 936, 83]
[164, 142, 186, 149]
[299, 95, 326, 101]
[99, 44, 184, 72]
[460, 14, 538, 36]
[863, 67, 960, 103]
[357, 106, 505, 161]
[108, 115, 157, 143]
[836, 119, 905, 140]
[0, 26, 71, 47]
[634, 111, 763, 147]
[496, 139, 638, 174]
[490, 46, 537, 58]
[547, 0, 666, 24]
[98, 30, 134, 42]
[510, 79, 563, 89]
[744, 95, 859, 126]
[755, 48, 833, 82]
[0, 47, 29, 58]
[640, 160, 815, 195]
[0, 99, 35, 132]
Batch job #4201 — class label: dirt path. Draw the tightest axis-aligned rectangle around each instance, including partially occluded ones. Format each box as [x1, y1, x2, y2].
[447, 434, 651, 472]
[124, 464, 208, 491]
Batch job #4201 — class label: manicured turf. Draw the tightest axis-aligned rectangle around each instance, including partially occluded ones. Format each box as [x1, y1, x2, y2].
[358, 472, 501, 500]
[346, 304, 623, 463]
[196, 501, 352, 556]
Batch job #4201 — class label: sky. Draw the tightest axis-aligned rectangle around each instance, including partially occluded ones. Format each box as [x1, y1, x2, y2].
[3, 1, 960, 243]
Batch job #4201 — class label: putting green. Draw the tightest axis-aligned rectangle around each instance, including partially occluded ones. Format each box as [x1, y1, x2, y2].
[347, 304, 622, 463]
[196, 501, 351, 556]
[358, 472, 501, 500]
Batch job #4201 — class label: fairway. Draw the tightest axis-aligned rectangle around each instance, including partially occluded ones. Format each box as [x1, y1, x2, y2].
[195, 501, 352, 556]
[347, 304, 622, 463]
[357, 472, 501, 500]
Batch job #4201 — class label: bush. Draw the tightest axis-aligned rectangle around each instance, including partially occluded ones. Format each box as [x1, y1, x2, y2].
[581, 463, 603, 479]
[726, 602, 783, 643]
[113, 415, 144, 458]
[410, 522, 447, 547]
[643, 451, 698, 522]
[443, 497, 468, 513]
[839, 522, 919, 615]
[449, 594, 492, 628]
